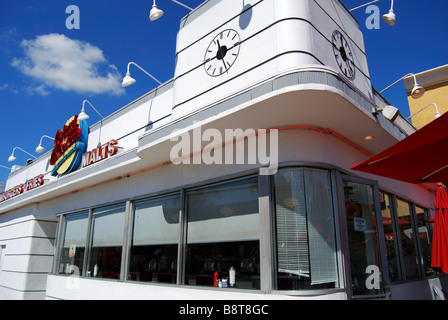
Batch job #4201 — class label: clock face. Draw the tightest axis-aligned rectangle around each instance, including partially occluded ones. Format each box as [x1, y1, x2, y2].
[332, 30, 355, 79]
[204, 29, 241, 77]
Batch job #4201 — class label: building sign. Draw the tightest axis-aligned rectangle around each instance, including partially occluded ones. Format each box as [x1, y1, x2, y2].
[50, 115, 88, 176]
[25, 174, 45, 191]
[0, 174, 45, 203]
[0, 184, 24, 203]
[353, 217, 367, 232]
[82, 139, 119, 168]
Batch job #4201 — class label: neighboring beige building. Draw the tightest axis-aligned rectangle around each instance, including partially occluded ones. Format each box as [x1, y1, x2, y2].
[404, 65, 448, 129]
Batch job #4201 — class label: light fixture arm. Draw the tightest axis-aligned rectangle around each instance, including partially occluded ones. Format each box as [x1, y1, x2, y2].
[380, 72, 424, 99]
[407, 103, 442, 120]
[153, 0, 193, 11]
[126, 62, 162, 85]
[35, 135, 56, 153]
[349, 0, 394, 12]
[388, 0, 395, 11]
[171, 0, 193, 11]
[38, 135, 55, 145]
[10, 147, 37, 160]
[0, 165, 11, 170]
[349, 0, 381, 12]
[82, 100, 104, 119]
[379, 73, 416, 94]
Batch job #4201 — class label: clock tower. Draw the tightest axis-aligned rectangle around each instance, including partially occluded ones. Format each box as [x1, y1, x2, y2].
[172, 0, 373, 119]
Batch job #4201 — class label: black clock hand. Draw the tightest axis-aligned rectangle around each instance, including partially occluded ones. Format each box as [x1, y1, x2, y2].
[216, 40, 229, 73]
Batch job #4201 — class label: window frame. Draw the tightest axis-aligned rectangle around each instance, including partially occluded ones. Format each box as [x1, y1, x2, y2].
[271, 167, 342, 292]
[54, 209, 92, 277]
[339, 174, 390, 299]
[126, 193, 181, 284]
[412, 204, 432, 277]
[379, 192, 404, 282]
[55, 165, 440, 298]
[52, 166, 346, 295]
[396, 197, 431, 280]
[182, 174, 262, 289]
[378, 193, 433, 281]
[86, 202, 128, 280]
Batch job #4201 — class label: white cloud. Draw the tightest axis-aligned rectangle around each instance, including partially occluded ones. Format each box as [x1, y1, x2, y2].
[26, 85, 50, 96]
[11, 33, 124, 96]
[0, 83, 19, 94]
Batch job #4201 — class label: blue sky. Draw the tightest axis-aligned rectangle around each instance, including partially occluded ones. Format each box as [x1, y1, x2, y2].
[0, 0, 447, 184]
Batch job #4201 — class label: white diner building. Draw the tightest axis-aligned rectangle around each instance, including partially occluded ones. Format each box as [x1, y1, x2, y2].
[0, 0, 446, 300]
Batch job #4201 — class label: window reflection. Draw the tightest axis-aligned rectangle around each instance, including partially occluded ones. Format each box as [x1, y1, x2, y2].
[185, 177, 260, 289]
[380, 193, 401, 281]
[55, 167, 434, 294]
[87, 204, 126, 279]
[396, 199, 419, 280]
[129, 194, 179, 283]
[275, 168, 338, 290]
[58, 211, 89, 275]
[344, 181, 382, 296]
[415, 206, 433, 276]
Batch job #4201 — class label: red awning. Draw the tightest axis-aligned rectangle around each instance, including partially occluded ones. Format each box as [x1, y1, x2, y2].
[352, 112, 448, 184]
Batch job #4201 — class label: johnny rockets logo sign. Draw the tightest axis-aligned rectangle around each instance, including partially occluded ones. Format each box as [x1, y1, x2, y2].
[0, 116, 120, 203]
[50, 115, 88, 176]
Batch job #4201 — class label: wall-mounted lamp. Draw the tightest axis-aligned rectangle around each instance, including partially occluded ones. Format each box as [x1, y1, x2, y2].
[382, 0, 396, 26]
[407, 103, 442, 121]
[382, 105, 400, 122]
[35, 135, 55, 154]
[79, 100, 104, 121]
[149, 0, 193, 21]
[380, 73, 425, 99]
[373, 105, 400, 122]
[8, 147, 37, 163]
[349, 0, 396, 26]
[150, 0, 164, 21]
[122, 62, 162, 87]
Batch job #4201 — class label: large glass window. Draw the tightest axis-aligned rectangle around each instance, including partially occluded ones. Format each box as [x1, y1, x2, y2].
[380, 194, 432, 281]
[129, 194, 180, 283]
[415, 205, 432, 277]
[380, 193, 401, 281]
[58, 211, 89, 276]
[87, 204, 126, 279]
[396, 198, 419, 280]
[274, 168, 338, 290]
[185, 176, 260, 289]
[344, 181, 382, 296]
